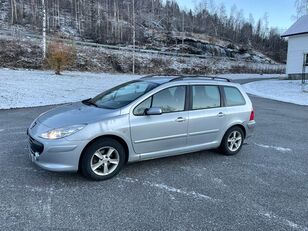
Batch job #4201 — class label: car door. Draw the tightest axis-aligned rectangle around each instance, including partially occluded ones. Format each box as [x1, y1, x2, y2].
[187, 84, 228, 148]
[130, 85, 188, 158]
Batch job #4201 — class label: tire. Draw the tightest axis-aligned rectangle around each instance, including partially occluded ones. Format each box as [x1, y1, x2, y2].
[80, 138, 126, 181]
[219, 126, 244, 156]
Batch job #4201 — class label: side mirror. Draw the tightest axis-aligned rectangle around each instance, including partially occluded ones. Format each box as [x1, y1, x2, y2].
[145, 107, 162, 115]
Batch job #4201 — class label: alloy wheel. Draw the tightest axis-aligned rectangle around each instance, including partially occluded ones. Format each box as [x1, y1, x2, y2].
[90, 146, 120, 176]
[227, 131, 242, 152]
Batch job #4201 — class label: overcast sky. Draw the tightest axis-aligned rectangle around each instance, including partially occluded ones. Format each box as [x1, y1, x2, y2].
[176, 0, 296, 31]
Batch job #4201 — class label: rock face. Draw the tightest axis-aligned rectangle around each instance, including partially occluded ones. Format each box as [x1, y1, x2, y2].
[157, 36, 276, 65]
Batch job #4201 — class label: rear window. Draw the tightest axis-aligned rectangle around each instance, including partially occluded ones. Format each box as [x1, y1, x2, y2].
[223, 86, 246, 106]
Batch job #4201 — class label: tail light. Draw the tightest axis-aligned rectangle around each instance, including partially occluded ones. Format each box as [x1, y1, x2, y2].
[249, 109, 255, 121]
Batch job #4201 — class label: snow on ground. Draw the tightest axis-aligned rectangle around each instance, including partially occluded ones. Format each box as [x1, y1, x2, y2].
[0, 68, 284, 109]
[243, 80, 308, 106]
[0, 69, 140, 109]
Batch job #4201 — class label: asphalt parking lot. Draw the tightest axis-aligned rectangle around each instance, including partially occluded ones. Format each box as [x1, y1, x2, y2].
[0, 91, 308, 230]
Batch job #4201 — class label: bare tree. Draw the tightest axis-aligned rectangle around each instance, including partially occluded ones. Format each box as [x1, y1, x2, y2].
[42, 0, 47, 59]
[262, 12, 269, 38]
[10, 0, 17, 24]
[5, 0, 287, 63]
[295, 0, 308, 18]
[132, 0, 136, 74]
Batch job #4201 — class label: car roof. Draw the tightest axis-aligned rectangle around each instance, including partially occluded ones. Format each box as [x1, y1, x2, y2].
[140, 74, 232, 85]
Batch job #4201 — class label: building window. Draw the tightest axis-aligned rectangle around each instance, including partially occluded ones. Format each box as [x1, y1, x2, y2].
[305, 54, 308, 66]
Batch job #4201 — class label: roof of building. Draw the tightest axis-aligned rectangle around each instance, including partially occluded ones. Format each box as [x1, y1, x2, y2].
[281, 15, 308, 37]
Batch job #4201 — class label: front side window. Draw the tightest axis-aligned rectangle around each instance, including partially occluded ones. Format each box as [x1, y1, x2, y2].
[133, 97, 152, 116]
[152, 86, 186, 113]
[192, 85, 221, 110]
[133, 86, 186, 115]
[90, 81, 158, 109]
[223, 86, 246, 106]
[305, 54, 308, 66]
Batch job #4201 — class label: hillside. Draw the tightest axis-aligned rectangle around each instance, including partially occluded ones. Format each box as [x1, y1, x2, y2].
[0, 0, 287, 74]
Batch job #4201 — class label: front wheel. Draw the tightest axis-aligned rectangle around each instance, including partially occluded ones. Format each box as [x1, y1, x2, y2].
[220, 127, 244, 155]
[80, 138, 126, 181]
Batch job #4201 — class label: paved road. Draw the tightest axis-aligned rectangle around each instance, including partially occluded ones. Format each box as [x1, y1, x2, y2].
[0, 93, 308, 230]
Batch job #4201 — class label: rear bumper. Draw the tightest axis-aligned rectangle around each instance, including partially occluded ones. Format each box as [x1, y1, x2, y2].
[245, 120, 256, 138]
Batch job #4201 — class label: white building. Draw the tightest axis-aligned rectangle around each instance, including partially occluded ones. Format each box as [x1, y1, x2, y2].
[282, 15, 308, 78]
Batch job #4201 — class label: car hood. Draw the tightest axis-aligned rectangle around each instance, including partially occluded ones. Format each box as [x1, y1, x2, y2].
[37, 102, 120, 128]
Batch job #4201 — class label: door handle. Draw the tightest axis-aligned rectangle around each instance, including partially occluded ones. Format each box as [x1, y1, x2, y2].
[217, 112, 224, 118]
[175, 117, 186, 122]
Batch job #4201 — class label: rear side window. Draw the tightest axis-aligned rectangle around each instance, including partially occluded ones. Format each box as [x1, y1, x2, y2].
[223, 86, 246, 106]
[192, 85, 221, 109]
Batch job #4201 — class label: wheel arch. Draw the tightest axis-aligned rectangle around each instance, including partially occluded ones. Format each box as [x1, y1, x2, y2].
[78, 135, 129, 171]
[225, 124, 246, 138]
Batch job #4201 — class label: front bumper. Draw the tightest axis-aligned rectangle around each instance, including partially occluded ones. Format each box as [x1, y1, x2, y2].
[27, 129, 88, 172]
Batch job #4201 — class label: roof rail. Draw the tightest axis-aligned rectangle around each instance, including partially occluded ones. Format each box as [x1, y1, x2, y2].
[140, 74, 231, 82]
[140, 74, 184, 79]
[169, 75, 231, 82]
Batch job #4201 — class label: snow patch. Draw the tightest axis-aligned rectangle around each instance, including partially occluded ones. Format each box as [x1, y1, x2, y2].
[144, 181, 216, 202]
[119, 177, 217, 202]
[254, 143, 292, 153]
[121, 177, 139, 183]
[0, 69, 140, 109]
[2, 126, 27, 131]
[0, 139, 27, 145]
[6, 130, 26, 135]
[243, 80, 308, 106]
[42, 186, 54, 227]
[0, 184, 45, 192]
[212, 177, 227, 187]
[261, 211, 308, 231]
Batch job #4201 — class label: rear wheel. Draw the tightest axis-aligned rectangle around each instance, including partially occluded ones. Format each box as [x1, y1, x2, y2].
[220, 127, 244, 155]
[80, 138, 126, 181]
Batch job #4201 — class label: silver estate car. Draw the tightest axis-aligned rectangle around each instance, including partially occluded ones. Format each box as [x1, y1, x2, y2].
[28, 75, 255, 180]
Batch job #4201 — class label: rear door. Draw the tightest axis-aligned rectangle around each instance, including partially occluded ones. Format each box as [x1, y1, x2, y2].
[130, 85, 189, 157]
[187, 84, 228, 147]
[221, 85, 248, 125]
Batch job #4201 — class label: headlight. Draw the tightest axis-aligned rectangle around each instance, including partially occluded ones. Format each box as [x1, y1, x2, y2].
[40, 125, 86, 140]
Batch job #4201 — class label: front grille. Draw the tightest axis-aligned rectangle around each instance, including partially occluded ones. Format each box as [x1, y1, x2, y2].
[29, 135, 44, 155]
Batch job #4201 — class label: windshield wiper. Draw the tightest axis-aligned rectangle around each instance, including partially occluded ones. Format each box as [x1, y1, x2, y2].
[82, 98, 98, 107]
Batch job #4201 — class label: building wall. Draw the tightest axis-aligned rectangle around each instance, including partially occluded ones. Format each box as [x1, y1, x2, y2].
[286, 34, 308, 75]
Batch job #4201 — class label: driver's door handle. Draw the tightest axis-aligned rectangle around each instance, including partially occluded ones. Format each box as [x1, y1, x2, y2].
[217, 112, 225, 118]
[175, 117, 186, 122]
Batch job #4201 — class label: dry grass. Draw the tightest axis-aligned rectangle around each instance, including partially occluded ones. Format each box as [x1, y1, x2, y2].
[47, 39, 76, 75]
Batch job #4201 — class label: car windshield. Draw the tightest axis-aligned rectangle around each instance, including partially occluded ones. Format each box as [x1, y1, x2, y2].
[89, 80, 159, 109]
